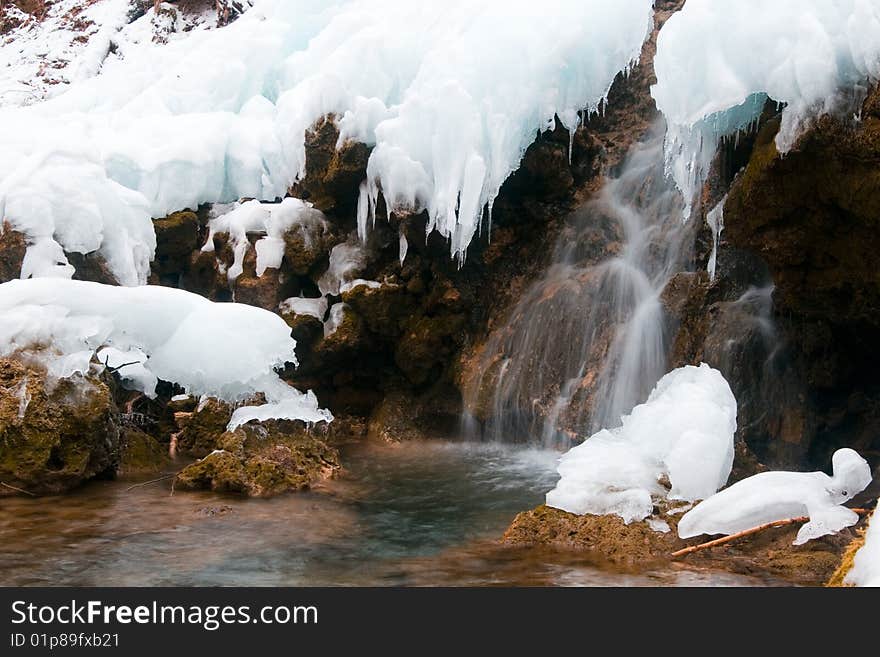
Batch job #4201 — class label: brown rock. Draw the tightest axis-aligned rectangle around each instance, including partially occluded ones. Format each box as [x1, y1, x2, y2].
[0, 357, 119, 496]
[0, 224, 27, 283]
[174, 421, 339, 497]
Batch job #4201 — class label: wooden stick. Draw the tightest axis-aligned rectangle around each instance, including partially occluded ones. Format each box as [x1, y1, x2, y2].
[671, 508, 872, 558]
[125, 473, 176, 492]
[0, 481, 36, 496]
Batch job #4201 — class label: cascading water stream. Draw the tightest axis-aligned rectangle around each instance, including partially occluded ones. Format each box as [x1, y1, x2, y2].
[465, 125, 696, 448]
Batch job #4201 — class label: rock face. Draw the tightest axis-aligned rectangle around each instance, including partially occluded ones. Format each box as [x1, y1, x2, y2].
[662, 86, 880, 470]
[175, 422, 340, 497]
[0, 358, 119, 496]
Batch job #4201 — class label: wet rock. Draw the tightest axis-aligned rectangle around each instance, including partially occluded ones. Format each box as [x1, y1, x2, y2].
[175, 398, 233, 458]
[289, 116, 371, 215]
[367, 386, 461, 443]
[395, 313, 466, 386]
[0, 357, 118, 496]
[0, 224, 27, 283]
[724, 106, 880, 329]
[281, 312, 324, 356]
[68, 251, 119, 286]
[117, 427, 171, 477]
[180, 249, 230, 301]
[233, 268, 285, 311]
[152, 210, 200, 281]
[283, 220, 336, 277]
[503, 503, 861, 585]
[174, 422, 339, 497]
[341, 282, 415, 338]
[312, 304, 370, 361]
[826, 512, 872, 586]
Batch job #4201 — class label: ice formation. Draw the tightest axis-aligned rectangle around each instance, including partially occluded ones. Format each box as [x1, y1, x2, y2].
[545, 364, 737, 523]
[678, 448, 872, 546]
[652, 0, 880, 213]
[846, 509, 880, 586]
[0, 0, 655, 284]
[202, 198, 329, 281]
[706, 199, 724, 282]
[0, 278, 331, 428]
[317, 242, 370, 296]
[279, 296, 328, 321]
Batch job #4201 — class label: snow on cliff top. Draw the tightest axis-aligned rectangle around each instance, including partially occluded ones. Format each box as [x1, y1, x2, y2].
[652, 0, 880, 214]
[0, 0, 654, 285]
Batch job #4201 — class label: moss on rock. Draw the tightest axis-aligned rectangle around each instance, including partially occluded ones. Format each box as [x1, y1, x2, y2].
[117, 427, 171, 477]
[0, 357, 119, 496]
[175, 422, 340, 497]
[175, 398, 233, 458]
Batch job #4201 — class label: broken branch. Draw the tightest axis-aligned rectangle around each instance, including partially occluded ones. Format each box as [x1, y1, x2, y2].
[671, 508, 871, 558]
[0, 481, 36, 496]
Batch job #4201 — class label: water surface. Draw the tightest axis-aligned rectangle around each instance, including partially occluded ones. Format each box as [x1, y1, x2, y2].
[1, 441, 777, 586]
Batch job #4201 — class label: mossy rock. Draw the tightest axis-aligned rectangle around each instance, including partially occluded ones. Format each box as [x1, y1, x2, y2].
[175, 398, 233, 458]
[0, 357, 119, 496]
[289, 116, 372, 215]
[309, 305, 370, 367]
[175, 422, 339, 497]
[394, 313, 466, 385]
[367, 386, 461, 442]
[504, 503, 862, 585]
[341, 282, 415, 337]
[280, 312, 324, 355]
[826, 517, 871, 587]
[117, 427, 171, 477]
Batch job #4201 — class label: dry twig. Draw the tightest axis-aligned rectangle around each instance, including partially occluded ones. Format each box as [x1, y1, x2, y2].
[672, 508, 871, 558]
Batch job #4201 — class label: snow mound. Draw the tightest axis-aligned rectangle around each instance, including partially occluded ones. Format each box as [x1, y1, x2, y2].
[847, 508, 880, 586]
[0, 278, 331, 428]
[545, 364, 737, 524]
[652, 0, 880, 214]
[0, 0, 654, 284]
[678, 448, 872, 546]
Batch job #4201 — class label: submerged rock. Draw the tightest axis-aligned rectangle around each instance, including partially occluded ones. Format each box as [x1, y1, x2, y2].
[0, 357, 119, 496]
[174, 422, 340, 497]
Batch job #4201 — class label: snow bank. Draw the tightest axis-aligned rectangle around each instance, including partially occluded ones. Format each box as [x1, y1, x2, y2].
[652, 0, 880, 213]
[0, 278, 331, 428]
[678, 448, 872, 545]
[203, 198, 328, 281]
[847, 509, 880, 586]
[545, 364, 737, 523]
[0, 0, 654, 284]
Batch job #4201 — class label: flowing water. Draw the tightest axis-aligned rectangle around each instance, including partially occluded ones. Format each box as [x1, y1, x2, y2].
[466, 127, 695, 447]
[0, 440, 776, 586]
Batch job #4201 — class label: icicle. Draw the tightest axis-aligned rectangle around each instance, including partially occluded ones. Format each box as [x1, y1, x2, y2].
[399, 227, 408, 265]
[706, 198, 725, 281]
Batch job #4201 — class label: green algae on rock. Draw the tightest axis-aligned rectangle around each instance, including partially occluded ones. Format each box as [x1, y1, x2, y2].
[174, 422, 340, 497]
[0, 357, 119, 496]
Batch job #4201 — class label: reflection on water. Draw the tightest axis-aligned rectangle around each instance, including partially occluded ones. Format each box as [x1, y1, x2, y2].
[1, 441, 776, 586]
